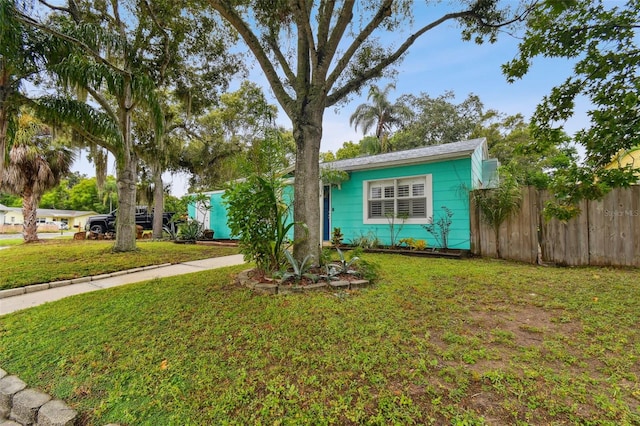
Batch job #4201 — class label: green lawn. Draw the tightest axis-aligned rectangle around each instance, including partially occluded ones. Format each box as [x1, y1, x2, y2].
[0, 255, 638, 425]
[0, 240, 239, 290]
[0, 238, 24, 247]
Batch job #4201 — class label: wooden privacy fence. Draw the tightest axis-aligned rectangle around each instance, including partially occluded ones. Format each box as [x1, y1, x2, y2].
[470, 186, 640, 267]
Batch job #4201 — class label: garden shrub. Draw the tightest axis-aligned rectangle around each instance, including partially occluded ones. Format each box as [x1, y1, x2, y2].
[223, 174, 294, 273]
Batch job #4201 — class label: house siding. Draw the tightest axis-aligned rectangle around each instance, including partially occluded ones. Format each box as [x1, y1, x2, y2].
[330, 158, 473, 249]
[470, 143, 484, 189]
[187, 191, 233, 239]
[194, 183, 295, 241]
[210, 192, 233, 239]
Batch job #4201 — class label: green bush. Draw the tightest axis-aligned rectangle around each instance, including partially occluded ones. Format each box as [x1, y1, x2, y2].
[176, 219, 203, 242]
[223, 174, 295, 273]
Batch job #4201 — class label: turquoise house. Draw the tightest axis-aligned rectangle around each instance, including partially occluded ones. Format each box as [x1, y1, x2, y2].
[187, 179, 295, 241]
[190, 138, 497, 249]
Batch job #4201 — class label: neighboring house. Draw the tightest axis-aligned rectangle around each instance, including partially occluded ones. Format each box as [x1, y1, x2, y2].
[0, 204, 7, 226]
[606, 146, 640, 180]
[190, 138, 498, 250]
[0, 204, 98, 230]
[188, 179, 295, 241]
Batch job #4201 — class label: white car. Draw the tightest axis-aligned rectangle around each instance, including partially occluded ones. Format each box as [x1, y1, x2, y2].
[45, 221, 69, 230]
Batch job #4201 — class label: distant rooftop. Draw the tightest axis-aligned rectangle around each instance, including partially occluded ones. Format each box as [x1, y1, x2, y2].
[0, 204, 96, 217]
[322, 138, 487, 171]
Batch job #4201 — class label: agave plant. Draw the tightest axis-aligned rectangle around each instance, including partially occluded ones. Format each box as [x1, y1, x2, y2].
[328, 247, 360, 276]
[176, 219, 203, 242]
[274, 251, 318, 284]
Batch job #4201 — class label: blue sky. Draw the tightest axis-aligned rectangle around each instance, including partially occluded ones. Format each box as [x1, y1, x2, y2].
[74, 2, 592, 196]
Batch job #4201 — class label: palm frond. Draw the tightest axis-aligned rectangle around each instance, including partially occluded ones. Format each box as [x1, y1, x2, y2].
[48, 53, 123, 101]
[64, 22, 127, 55]
[33, 96, 121, 145]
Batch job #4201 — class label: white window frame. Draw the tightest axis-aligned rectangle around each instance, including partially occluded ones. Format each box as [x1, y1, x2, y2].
[363, 174, 433, 225]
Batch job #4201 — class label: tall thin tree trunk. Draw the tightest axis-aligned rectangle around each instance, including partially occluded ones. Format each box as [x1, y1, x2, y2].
[22, 189, 39, 243]
[0, 65, 11, 175]
[0, 109, 8, 176]
[292, 106, 323, 262]
[152, 162, 164, 239]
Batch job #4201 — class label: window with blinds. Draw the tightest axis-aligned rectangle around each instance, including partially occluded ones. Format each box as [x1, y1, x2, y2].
[366, 176, 430, 222]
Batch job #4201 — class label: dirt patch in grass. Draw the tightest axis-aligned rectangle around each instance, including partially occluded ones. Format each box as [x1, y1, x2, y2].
[472, 303, 583, 347]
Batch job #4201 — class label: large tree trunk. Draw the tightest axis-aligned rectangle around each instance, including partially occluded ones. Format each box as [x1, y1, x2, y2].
[291, 106, 323, 262]
[113, 84, 137, 252]
[152, 162, 164, 239]
[114, 156, 137, 251]
[22, 189, 39, 243]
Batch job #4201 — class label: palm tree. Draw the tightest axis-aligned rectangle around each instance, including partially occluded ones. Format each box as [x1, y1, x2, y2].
[349, 84, 411, 153]
[101, 177, 118, 212]
[0, 0, 44, 175]
[0, 113, 74, 242]
[473, 171, 522, 259]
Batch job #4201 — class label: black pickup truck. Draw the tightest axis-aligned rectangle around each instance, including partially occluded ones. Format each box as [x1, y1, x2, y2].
[85, 207, 177, 235]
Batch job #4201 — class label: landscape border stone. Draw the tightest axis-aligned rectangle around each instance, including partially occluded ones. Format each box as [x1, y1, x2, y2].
[37, 400, 77, 426]
[0, 289, 24, 299]
[48, 280, 72, 289]
[11, 389, 51, 425]
[0, 264, 173, 299]
[0, 375, 27, 419]
[0, 368, 82, 426]
[25, 284, 49, 294]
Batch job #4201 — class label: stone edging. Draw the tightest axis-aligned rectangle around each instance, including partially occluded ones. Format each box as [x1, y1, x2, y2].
[0, 264, 172, 300]
[237, 269, 370, 295]
[0, 367, 77, 426]
[0, 368, 121, 426]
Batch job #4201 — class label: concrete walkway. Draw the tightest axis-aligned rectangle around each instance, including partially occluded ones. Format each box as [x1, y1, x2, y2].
[0, 254, 246, 316]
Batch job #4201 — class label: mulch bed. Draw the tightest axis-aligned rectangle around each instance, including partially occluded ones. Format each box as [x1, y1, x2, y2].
[349, 246, 470, 259]
[238, 267, 370, 295]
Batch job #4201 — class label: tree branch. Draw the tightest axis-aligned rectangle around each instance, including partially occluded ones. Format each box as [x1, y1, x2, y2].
[85, 86, 118, 125]
[37, 0, 74, 18]
[207, 1, 295, 117]
[316, 0, 355, 83]
[325, 0, 387, 88]
[111, 0, 126, 43]
[293, 1, 311, 98]
[73, 126, 117, 154]
[142, 0, 172, 83]
[317, 0, 335, 54]
[265, 34, 297, 87]
[294, 0, 318, 71]
[327, 8, 501, 107]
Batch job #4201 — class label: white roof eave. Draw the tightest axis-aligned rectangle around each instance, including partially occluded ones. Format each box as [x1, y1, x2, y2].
[321, 138, 486, 172]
